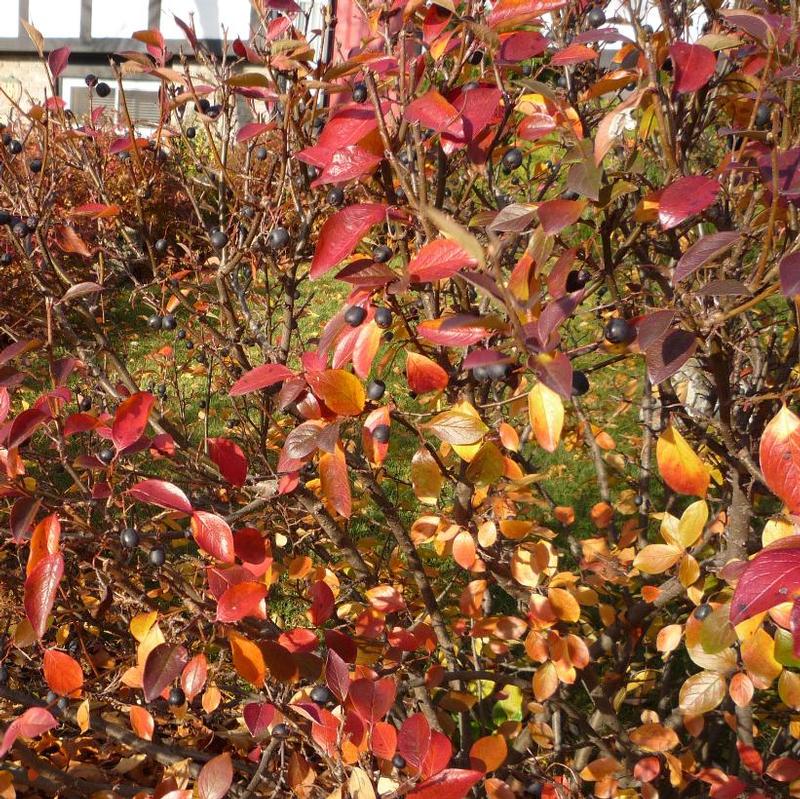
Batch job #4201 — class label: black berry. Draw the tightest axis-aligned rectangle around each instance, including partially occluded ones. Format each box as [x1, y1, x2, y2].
[95, 82, 111, 98]
[694, 603, 712, 621]
[269, 227, 290, 249]
[502, 148, 523, 171]
[186, 126, 196, 139]
[488, 362, 511, 380]
[149, 548, 166, 567]
[374, 307, 393, 328]
[327, 186, 344, 206]
[372, 424, 390, 443]
[210, 230, 228, 250]
[367, 380, 386, 401]
[79, 396, 92, 412]
[154, 238, 169, 255]
[565, 270, 590, 292]
[392, 754, 406, 769]
[147, 314, 163, 331]
[84, 74, 98, 87]
[98, 448, 115, 465]
[272, 722, 290, 739]
[469, 50, 484, 65]
[255, 145, 268, 161]
[29, 159, 42, 173]
[571, 370, 590, 396]
[373, 245, 392, 263]
[344, 306, 367, 327]
[120, 527, 140, 548]
[587, 6, 606, 27]
[162, 314, 177, 331]
[310, 685, 334, 705]
[604, 317, 635, 345]
[352, 82, 368, 103]
[168, 686, 186, 706]
[473, 365, 490, 382]
[755, 104, 770, 129]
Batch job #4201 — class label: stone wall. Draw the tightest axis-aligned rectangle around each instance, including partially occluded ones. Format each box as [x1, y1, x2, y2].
[0, 56, 50, 118]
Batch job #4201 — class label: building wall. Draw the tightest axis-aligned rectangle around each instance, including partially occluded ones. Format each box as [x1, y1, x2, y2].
[0, 56, 50, 117]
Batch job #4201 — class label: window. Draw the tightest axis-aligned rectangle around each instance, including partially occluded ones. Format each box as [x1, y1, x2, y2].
[61, 78, 162, 131]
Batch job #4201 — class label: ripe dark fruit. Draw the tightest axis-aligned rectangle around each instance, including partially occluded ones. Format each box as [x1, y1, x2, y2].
[162, 314, 177, 331]
[352, 82, 368, 103]
[488, 362, 511, 380]
[95, 82, 111, 98]
[210, 230, 228, 250]
[557, 73, 568, 89]
[374, 307, 393, 328]
[695, 603, 712, 621]
[367, 380, 386, 400]
[168, 687, 185, 706]
[269, 227, 290, 249]
[272, 723, 290, 739]
[642, 24, 654, 35]
[79, 396, 92, 412]
[29, 159, 42, 173]
[0, 253, 12, 266]
[98, 448, 115, 465]
[8, 140, 22, 155]
[392, 754, 406, 769]
[85, 74, 98, 87]
[255, 145, 268, 161]
[754, 104, 770, 129]
[562, 190, 580, 201]
[185, 340, 194, 349]
[604, 317, 635, 345]
[503, 148, 523, 171]
[154, 238, 169, 255]
[327, 186, 344, 206]
[57, 697, 69, 712]
[572, 370, 590, 396]
[565, 270, 590, 292]
[120, 527, 139, 548]
[344, 306, 367, 327]
[149, 547, 166, 567]
[12, 221, 27, 238]
[469, 49, 484, 65]
[587, 6, 606, 27]
[473, 365, 490, 382]
[310, 685, 334, 705]
[373, 245, 392, 263]
[372, 424, 390, 443]
[186, 126, 196, 139]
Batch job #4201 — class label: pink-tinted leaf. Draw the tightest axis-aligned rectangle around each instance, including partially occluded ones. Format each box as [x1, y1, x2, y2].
[312, 145, 383, 186]
[129, 479, 193, 514]
[191, 511, 235, 563]
[58, 282, 104, 304]
[53, 225, 93, 257]
[780, 252, 800, 297]
[418, 316, 494, 346]
[143, 643, 189, 702]
[551, 42, 598, 66]
[537, 199, 584, 234]
[409, 239, 478, 282]
[229, 363, 295, 396]
[198, 752, 233, 799]
[216, 582, 268, 623]
[207, 438, 248, 486]
[730, 536, 800, 625]
[645, 328, 697, 385]
[0, 338, 41, 367]
[236, 122, 273, 143]
[24, 553, 63, 639]
[47, 46, 70, 79]
[310, 204, 387, 279]
[112, 392, 154, 451]
[325, 649, 350, 703]
[69, 203, 121, 219]
[243, 702, 276, 737]
[181, 655, 208, 702]
[0, 708, 58, 757]
[405, 90, 463, 136]
[487, 0, 566, 31]
[670, 42, 716, 94]
[406, 769, 483, 799]
[658, 175, 720, 230]
[674, 232, 740, 283]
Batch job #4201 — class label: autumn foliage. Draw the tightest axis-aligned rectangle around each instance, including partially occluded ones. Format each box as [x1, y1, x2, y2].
[1, 1, 800, 798]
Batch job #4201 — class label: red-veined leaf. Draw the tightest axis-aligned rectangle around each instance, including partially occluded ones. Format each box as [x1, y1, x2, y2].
[310, 204, 387, 279]
[406, 352, 449, 394]
[398, 713, 432, 771]
[24, 553, 63, 639]
[129, 705, 155, 740]
[670, 41, 716, 94]
[406, 769, 483, 799]
[658, 175, 720, 230]
[207, 438, 248, 486]
[129, 479, 193, 513]
[325, 649, 350, 703]
[674, 232, 740, 283]
[43, 649, 83, 697]
[143, 643, 189, 702]
[229, 363, 295, 396]
[8, 407, 50, 449]
[306, 369, 365, 416]
[760, 405, 800, 513]
[53, 225, 92, 257]
[349, 677, 396, 726]
[405, 90, 463, 136]
[191, 511, 235, 563]
[319, 443, 352, 517]
[308, 579, 335, 626]
[47, 46, 70, 79]
[198, 752, 233, 799]
[216, 582, 268, 623]
[243, 701, 276, 737]
[112, 392, 154, 451]
[0, 708, 58, 757]
[181, 655, 208, 702]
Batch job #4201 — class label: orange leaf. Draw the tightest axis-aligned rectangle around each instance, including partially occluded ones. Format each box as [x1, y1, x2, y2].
[43, 649, 83, 697]
[129, 705, 154, 740]
[759, 405, 800, 513]
[532, 661, 558, 701]
[527, 383, 563, 452]
[319, 443, 352, 518]
[629, 723, 680, 752]
[306, 369, 365, 416]
[406, 352, 449, 394]
[469, 734, 508, 772]
[656, 423, 709, 497]
[228, 631, 266, 686]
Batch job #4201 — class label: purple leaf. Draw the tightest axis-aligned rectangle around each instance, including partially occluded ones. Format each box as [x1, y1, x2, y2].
[780, 252, 800, 297]
[674, 232, 740, 283]
[659, 175, 720, 230]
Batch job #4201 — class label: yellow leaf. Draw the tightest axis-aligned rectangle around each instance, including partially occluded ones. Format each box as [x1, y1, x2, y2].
[579, 756, 622, 781]
[469, 734, 508, 773]
[741, 628, 782, 689]
[677, 500, 708, 548]
[678, 553, 700, 587]
[130, 611, 158, 643]
[348, 767, 376, 799]
[656, 424, 710, 497]
[528, 383, 564, 453]
[633, 544, 684, 575]
[678, 670, 726, 715]
[547, 587, 580, 623]
[629, 722, 680, 752]
[77, 698, 91, 732]
[778, 670, 800, 710]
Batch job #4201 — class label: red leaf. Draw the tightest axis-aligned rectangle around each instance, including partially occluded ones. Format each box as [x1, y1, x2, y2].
[191, 511, 235, 563]
[536, 199, 585, 234]
[129, 705, 154, 740]
[229, 363, 295, 396]
[112, 392, 154, 451]
[674, 232, 740, 284]
[310, 204, 387, 279]
[766, 757, 800, 782]
[488, 0, 566, 30]
[422, 731, 454, 779]
[405, 90, 463, 137]
[730, 536, 800, 625]
[198, 752, 233, 799]
[551, 42, 598, 66]
[181, 655, 208, 702]
[0, 708, 58, 757]
[780, 252, 800, 298]
[129, 479, 193, 514]
[406, 352, 449, 394]
[10, 496, 41, 543]
[325, 649, 350, 703]
[313, 145, 383, 187]
[207, 438, 248, 486]
[47, 46, 71, 79]
[8, 408, 50, 449]
[670, 42, 716, 94]
[53, 224, 93, 257]
[142, 643, 189, 702]
[24, 553, 63, 639]
[70, 203, 121, 219]
[658, 175, 720, 230]
[349, 676, 396, 726]
[406, 769, 483, 799]
[371, 721, 398, 760]
[43, 649, 83, 697]
[309, 580, 335, 626]
[216, 582, 268, 623]
[243, 702, 276, 737]
[408, 239, 478, 282]
[737, 742, 763, 774]
[398, 713, 432, 771]
[236, 122, 274, 143]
